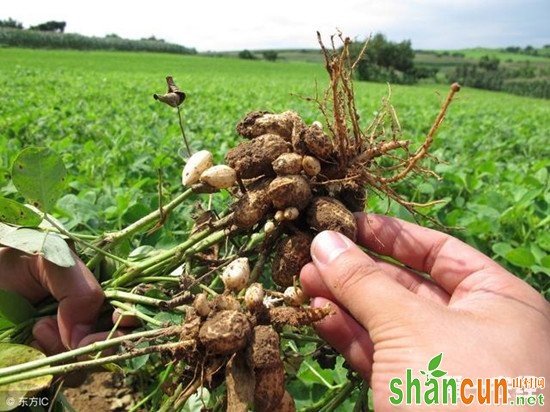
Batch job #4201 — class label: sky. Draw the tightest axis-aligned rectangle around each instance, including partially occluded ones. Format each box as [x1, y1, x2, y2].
[2, 0, 549, 52]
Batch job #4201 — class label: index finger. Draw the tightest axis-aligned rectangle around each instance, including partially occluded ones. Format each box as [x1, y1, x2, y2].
[35, 254, 105, 349]
[355, 213, 501, 294]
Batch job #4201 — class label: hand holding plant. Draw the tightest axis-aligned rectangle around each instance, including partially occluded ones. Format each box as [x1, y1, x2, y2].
[301, 213, 550, 411]
[0, 248, 126, 355]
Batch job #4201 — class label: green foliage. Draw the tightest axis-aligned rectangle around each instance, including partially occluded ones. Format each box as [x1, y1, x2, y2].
[353, 33, 416, 84]
[415, 48, 550, 98]
[11, 147, 67, 212]
[448, 54, 550, 98]
[0, 29, 196, 54]
[0, 228, 75, 267]
[0, 290, 35, 330]
[238, 49, 256, 60]
[503, 78, 550, 99]
[0, 198, 41, 226]
[478, 55, 500, 71]
[0, 343, 52, 406]
[0, 48, 548, 409]
[29, 21, 66, 33]
[450, 62, 504, 91]
[0, 18, 22, 30]
[262, 50, 278, 61]
[0, 49, 547, 292]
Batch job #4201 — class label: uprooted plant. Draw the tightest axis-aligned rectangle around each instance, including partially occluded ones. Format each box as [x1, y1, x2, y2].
[0, 32, 459, 411]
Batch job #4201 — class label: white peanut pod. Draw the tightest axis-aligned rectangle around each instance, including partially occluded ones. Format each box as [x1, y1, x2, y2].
[221, 257, 250, 291]
[274, 210, 285, 222]
[244, 282, 265, 310]
[200, 165, 237, 189]
[264, 220, 276, 234]
[182, 150, 213, 186]
[283, 286, 307, 306]
[311, 120, 323, 129]
[283, 207, 299, 221]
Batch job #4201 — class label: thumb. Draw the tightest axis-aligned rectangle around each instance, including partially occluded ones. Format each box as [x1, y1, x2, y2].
[311, 231, 418, 332]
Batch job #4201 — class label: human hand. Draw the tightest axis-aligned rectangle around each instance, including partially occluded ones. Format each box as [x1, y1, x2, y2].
[0, 247, 110, 355]
[300, 213, 550, 411]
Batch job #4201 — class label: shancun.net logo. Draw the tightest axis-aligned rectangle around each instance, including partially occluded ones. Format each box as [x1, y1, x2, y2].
[389, 353, 546, 407]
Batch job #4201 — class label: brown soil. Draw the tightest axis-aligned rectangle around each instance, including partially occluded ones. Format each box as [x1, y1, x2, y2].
[225, 134, 290, 178]
[272, 232, 313, 287]
[63, 372, 140, 411]
[306, 196, 357, 241]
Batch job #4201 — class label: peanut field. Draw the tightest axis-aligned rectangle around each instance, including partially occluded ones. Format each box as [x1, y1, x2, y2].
[0, 47, 549, 410]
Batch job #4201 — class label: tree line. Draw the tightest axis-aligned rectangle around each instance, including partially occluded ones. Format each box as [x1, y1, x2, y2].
[0, 17, 196, 54]
[1, 18, 65, 32]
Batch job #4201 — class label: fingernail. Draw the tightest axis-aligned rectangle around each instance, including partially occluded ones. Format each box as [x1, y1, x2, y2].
[312, 231, 352, 265]
[311, 296, 328, 308]
[71, 324, 93, 349]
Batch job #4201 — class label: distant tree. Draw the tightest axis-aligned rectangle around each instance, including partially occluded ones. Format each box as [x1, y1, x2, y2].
[238, 49, 256, 60]
[262, 50, 278, 61]
[142, 36, 165, 42]
[524, 45, 538, 56]
[450, 59, 504, 91]
[0, 18, 23, 29]
[353, 33, 416, 84]
[410, 66, 437, 80]
[105, 33, 120, 38]
[505, 46, 521, 53]
[478, 55, 500, 71]
[29, 21, 66, 33]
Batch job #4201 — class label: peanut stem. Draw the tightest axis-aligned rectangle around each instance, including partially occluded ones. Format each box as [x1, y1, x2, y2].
[43, 215, 129, 266]
[0, 340, 186, 386]
[0, 326, 179, 379]
[104, 290, 188, 312]
[319, 380, 356, 412]
[87, 188, 194, 269]
[109, 217, 234, 287]
[110, 300, 164, 326]
[177, 105, 192, 156]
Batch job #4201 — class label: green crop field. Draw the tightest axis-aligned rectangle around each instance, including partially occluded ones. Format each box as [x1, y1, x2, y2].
[0, 48, 549, 410]
[1, 48, 548, 287]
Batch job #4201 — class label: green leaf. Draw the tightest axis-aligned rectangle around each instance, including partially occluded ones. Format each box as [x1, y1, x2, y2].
[505, 247, 536, 268]
[181, 388, 210, 412]
[153, 311, 183, 325]
[417, 183, 434, 195]
[431, 369, 447, 378]
[11, 147, 67, 212]
[126, 341, 149, 371]
[128, 245, 156, 261]
[297, 359, 335, 387]
[0, 343, 52, 411]
[492, 242, 512, 257]
[540, 256, 550, 268]
[0, 198, 42, 227]
[537, 232, 550, 252]
[532, 265, 550, 276]
[530, 243, 547, 265]
[0, 290, 36, 330]
[0, 228, 75, 268]
[428, 353, 443, 372]
[100, 362, 124, 375]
